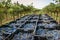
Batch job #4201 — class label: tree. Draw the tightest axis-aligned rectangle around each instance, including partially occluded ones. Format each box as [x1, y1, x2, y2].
[53, 0, 60, 4]
[0, 0, 36, 25]
[0, 9, 4, 25]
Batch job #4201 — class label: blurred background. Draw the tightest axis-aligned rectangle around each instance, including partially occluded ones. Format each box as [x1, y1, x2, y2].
[0, 0, 60, 26]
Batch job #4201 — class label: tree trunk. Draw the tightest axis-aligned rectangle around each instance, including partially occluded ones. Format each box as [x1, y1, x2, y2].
[17, 14, 19, 19]
[57, 12, 58, 17]
[13, 15, 15, 21]
[13, 13, 15, 21]
[54, 13, 55, 16]
[54, 13, 55, 18]
[0, 20, 2, 26]
[59, 19, 60, 24]
[5, 13, 8, 21]
[56, 12, 58, 21]
[19, 13, 21, 18]
[50, 12, 52, 16]
[18, 14, 20, 18]
[51, 12, 52, 16]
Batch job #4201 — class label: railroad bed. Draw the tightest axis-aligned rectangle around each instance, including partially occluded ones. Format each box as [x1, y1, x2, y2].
[0, 14, 60, 40]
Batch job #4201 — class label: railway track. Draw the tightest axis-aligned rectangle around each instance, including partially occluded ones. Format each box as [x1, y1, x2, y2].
[0, 14, 60, 40]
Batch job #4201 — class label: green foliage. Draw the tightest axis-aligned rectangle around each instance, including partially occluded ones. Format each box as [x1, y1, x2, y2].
[42, 2, 60, 23]
[53, 0, 60, 3]
[0, 0, 36, 25]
